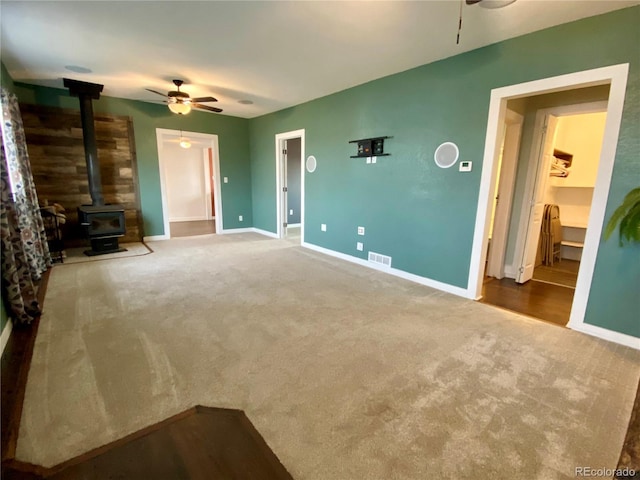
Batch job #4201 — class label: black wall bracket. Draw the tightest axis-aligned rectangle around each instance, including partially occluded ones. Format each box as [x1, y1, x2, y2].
[349, 136, 391, 158]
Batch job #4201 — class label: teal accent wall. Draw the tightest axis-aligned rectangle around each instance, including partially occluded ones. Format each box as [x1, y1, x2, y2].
[13, 83, 252, 235]
[249, 7, 640, 336]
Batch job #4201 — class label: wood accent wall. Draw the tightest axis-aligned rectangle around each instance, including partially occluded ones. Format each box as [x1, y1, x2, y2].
[20, 104, 143, 246]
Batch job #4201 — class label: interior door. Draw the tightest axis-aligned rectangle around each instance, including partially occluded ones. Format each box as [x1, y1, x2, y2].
[487, 111, 523, 278]
[516, 114, 558, 283]
[208, 148, 215, 218]
[282, 140, 288, 237]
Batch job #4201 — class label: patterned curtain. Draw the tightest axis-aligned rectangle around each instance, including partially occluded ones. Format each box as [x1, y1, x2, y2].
[1, 88, 52, 325]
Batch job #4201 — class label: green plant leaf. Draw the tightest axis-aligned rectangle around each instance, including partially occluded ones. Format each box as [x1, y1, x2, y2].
[604, 187, 640, 245]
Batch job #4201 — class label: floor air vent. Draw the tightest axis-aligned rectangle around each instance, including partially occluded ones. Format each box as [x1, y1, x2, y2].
[368, 251, 392, 268]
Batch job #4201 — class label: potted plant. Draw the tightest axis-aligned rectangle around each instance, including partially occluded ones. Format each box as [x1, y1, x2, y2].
[604, 187, 640, 246]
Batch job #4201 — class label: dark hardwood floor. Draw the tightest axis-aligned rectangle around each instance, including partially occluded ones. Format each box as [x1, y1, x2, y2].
[3, 406, 293, 480]
[1, 270, 49, 463]
[480, 276, 574, 326]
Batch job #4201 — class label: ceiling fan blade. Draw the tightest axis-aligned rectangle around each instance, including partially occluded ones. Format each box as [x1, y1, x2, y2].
[466, 0, 482, 3]
[191, 96, 218, 103]
[146, 88, 168, 97]
[193, 104, 223, 113]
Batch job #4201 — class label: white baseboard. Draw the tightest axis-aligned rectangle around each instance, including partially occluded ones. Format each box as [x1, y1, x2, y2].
[252, 228, 279, 238]
[219, 227, 279, 238]
[1, 319, 13, 357]
[568, 320, 640, 350]
[301, 241, 470, 299]
[504, 264, 516, 279]
[169, 216, 209, 222]
[143, 235, 169, 242]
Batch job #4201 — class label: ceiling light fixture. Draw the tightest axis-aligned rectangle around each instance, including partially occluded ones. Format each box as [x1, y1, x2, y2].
[168, 102, 191, 115]
[179, 130, 191, 149]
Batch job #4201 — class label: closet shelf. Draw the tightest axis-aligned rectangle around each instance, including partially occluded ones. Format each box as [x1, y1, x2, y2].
[561, 240, 584, 248]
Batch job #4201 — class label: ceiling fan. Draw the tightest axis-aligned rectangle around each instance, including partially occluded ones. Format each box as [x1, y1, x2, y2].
[146, 79, 222, 115]
[465, 0, 516, 8]
[457, 0, 517, 44]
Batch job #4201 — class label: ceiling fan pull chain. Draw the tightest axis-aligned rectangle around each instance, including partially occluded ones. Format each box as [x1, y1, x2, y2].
[457, 0, 463, 45]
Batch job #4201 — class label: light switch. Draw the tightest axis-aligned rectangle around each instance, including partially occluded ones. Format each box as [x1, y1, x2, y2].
[224, 177, 229, 183]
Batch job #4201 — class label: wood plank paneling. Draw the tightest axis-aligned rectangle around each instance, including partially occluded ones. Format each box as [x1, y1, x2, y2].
[20, 104, 143, 246]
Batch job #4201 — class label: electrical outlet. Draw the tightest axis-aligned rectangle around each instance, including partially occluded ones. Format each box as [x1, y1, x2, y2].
[239, 215, 243, 221]
[366, 157, 371, 164]
[459, 161, 472, 172]
[224, 177, 229, 183]
[357, 226, 365, 236]
[356, 242, 364, 251]
[371, 156, 377, 164]
[321, 224, 327, 232]
[290, 209, 293, 215]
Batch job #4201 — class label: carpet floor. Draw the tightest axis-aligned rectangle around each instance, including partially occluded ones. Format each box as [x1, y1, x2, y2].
[17, 233, 640, 479]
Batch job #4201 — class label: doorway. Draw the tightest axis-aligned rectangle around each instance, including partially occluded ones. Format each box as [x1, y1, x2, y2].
[482, 103, 608, 326]
[468, 64, 629, 344]
[156, 129, 223, 238]
[275, 129, 305, 243]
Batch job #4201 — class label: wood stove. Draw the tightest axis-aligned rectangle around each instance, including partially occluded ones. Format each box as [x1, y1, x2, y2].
[78, 204, 126, 256]
[64, 78, 127, 256]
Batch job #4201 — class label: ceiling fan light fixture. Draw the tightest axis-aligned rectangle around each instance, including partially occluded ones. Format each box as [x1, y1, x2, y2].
[168, 102, 191, 115]
[478, 0, 517, 9]
[179, 138, 192, 149]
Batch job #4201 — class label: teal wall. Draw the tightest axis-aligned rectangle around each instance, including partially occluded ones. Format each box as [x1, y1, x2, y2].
[248, 7, 640, 337]
[13, 83, 252, 236]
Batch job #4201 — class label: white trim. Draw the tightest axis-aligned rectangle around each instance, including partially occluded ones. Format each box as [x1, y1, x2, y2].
[504, 264, 517, 279]
[275, 129, 305, 241]
[468, 63, 632, 346]
[252, 228, 279, 238]
[287, 223, 301, 228]
[572, 322, 640, 350]
[168, 216, 210, 222]
[302, 241, 469, 298]
[155, 129, 223, 238]
[143, 235, 169, 242]
[1, 319, 13, 356]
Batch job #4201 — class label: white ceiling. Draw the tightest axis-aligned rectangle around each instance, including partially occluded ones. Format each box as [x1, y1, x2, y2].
[1, 1, 637, 118]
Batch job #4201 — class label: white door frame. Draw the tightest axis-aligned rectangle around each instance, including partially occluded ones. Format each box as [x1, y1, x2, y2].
[468, 63, 636, 349]
[486, 109, 523, 278]
[275, 129, 305, 240]
[156, 128, 223, 237]
[511, 101, 608, 281]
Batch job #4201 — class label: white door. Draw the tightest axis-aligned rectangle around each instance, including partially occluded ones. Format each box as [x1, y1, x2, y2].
[282, 139, 288, 236]
[486, 110, 524, 278]
[516, 114, 558, 283]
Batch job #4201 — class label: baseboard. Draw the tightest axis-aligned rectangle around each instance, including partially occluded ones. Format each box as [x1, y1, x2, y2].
[1, 319, 13, 357]
[568, 321, 640, 350]
[504, 264, 516, 279]
[301, 241, 470, 298]
[143, 235, 169, 242]
[168, 217, 209, 222]
[252, 228, 278, 239]
[219, 228, 255, 234]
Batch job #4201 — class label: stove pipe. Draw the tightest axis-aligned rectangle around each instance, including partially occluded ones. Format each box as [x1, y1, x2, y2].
[63, 78, 105, 206]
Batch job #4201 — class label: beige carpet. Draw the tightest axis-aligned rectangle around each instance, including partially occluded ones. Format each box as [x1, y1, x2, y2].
[17, 233, 640, 479]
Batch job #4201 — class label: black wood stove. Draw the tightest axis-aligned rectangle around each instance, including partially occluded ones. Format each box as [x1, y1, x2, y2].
[64, 78, 127, 256]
